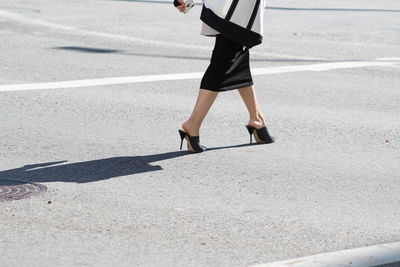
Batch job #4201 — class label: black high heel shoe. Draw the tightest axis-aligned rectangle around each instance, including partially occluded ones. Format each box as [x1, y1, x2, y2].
[245, 125, 275, 144]
[178, 129, 207, 153]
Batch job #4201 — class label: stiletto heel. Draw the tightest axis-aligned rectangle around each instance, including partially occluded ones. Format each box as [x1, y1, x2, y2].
[179, 129, 186, 150]
[245, 125, 275, 144]
[178, 129, 207, 153]
[245, 125, 254, 144]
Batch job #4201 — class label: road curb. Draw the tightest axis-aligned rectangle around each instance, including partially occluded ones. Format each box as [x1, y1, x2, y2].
[251, 242, 400, 267]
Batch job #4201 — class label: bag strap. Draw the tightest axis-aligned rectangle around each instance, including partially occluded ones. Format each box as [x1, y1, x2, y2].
[246, 0, 261, 30]
[225, 0, 239, 21]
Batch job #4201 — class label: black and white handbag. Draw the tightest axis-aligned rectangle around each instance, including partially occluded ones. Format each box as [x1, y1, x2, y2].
[200, 0, 265, 48]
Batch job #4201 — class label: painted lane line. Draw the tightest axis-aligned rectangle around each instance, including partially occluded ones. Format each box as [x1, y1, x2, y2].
[252, 59, 400, 75]
[0, 9, 326, 60]
[85, 0, 400, 13]
[251, 241, 400, 267]
[0, 58, 398, 92]
[0, 72, 204, 92]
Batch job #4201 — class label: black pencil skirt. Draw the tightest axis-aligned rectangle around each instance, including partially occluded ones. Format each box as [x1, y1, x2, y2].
[200, 34, 254, 92]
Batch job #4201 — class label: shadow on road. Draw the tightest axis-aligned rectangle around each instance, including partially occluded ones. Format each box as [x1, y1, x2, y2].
[0, 152, 183, 184]
[55, 46, 121, 54]
[0, 143, 252, 183]
[52, 46, 331, 63]
[52, 46, 400, 64]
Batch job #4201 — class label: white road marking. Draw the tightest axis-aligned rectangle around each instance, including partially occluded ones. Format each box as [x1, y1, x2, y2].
[0, 72, 203, 92]
[0, 58, 398, 92]
[251, 241, 400, 267]
[0, 9, 325, 60]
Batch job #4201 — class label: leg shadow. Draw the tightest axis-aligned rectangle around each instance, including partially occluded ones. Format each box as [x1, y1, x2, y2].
[0, 143, 258, 184]
[0, 151, 187, 184]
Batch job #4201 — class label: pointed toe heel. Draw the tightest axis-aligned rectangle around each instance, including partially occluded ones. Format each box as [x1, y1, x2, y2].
[178, 129, 206, 153]
[245, 125, 275, 145]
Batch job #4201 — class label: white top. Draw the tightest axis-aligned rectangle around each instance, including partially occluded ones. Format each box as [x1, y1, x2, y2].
[201, 22, 219, 36]
[199, 0, 219, 36]
[199, 0, 265, 43]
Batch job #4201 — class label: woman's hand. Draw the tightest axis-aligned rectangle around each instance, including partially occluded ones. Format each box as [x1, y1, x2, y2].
[176, 1, 186, 13]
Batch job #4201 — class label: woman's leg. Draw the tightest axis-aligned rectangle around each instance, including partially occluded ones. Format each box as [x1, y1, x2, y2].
[238, 85, 266, 128]
[182, 89, 219, 136]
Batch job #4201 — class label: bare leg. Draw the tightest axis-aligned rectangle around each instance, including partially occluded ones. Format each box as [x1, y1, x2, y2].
[237, 85, 266, 128]
[182, 89, 219, 136]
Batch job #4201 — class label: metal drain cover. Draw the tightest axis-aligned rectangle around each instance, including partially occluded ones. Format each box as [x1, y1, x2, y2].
[0, 179, 47, 202]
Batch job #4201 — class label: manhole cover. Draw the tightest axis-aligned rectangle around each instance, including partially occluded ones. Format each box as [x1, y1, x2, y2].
[0, 179, 47, 202]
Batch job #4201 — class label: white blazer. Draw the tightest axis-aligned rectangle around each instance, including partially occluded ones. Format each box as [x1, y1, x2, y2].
[200, 0, 266, 48]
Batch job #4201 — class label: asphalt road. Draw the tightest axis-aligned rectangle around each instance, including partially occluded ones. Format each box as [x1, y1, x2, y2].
[0, 0, 399, 266]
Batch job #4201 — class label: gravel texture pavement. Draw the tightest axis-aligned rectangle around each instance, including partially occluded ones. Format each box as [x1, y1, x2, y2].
[0, 0, 399, 266]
